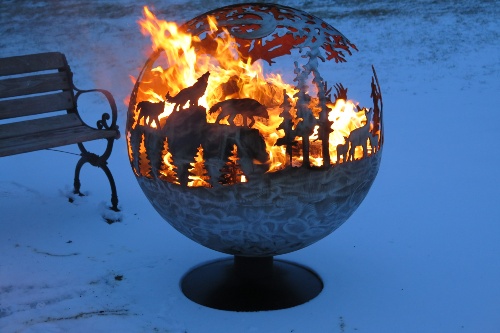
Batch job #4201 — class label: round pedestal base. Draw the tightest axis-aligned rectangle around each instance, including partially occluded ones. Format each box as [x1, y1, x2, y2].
[180, 256, 323, 311]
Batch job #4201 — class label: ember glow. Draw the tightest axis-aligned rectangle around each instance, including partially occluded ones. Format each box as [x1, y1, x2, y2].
[128, 6, 381, 187]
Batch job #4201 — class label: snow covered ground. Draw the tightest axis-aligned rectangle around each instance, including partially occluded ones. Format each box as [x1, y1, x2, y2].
[1, 0, 499, 332]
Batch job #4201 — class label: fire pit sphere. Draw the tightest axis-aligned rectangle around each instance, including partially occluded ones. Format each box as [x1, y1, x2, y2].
[127, 3, 383, 257]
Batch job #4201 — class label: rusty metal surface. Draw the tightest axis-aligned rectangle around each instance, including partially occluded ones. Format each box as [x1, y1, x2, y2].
[182, 3, 357, 65]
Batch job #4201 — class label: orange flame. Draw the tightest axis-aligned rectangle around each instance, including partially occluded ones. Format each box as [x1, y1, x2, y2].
[133, 6, 376, 183]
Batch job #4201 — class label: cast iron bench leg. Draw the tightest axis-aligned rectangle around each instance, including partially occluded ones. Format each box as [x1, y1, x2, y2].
[73, 140, 119, 212]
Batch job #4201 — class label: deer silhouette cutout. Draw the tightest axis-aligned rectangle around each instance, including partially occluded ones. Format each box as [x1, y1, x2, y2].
[347, 107, 373, 161]
[368, 132, 379, 154]
[336, 136, 349, 164]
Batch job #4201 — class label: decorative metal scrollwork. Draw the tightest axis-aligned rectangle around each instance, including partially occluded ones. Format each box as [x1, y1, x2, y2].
[97, 113, 111, 130]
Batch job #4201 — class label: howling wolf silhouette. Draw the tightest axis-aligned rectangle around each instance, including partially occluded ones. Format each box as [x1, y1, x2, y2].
[165, 71, 210, 112]
[209, 98, 269, 127]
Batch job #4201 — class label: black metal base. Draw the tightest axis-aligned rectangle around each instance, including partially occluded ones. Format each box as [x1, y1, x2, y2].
[180, 256, 323, 311]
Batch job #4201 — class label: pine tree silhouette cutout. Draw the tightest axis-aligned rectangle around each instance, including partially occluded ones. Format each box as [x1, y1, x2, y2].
[292, 61, 316, 168]
[275, 89, 296, 167]
[145, 133, 165, 179]
[128, 128, 142, 176]
[138, 133, 151, 177]
[219, 144, 247, 185]
[159, 137, 178, 184]
[315, 79, 334, 167]
[187, 145, 211, 188]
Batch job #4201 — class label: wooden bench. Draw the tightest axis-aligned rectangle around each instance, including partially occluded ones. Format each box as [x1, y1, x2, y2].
[0, 52, 120, 211]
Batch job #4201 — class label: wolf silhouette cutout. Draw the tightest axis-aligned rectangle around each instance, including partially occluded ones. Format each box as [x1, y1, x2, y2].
[165, 71, 210, 112]
[209, 98, 269, 127]
[136, 101, 165, 128]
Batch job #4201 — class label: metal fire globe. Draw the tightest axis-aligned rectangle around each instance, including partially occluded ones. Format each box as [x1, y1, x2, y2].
[127, 3, 383, 257]
[127, 3, 383, 311]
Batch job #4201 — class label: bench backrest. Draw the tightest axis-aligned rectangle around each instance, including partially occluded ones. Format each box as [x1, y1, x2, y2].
[0, 52, 76, 121]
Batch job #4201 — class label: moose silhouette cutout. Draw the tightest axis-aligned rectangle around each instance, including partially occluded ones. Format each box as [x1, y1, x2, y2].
[165, 71, 210, 112]
[162, 107, 269, 186]
[209, 98, 269, 127]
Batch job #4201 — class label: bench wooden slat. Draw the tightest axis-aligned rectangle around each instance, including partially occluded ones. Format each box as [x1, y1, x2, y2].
[0, 91, 75, 120]
[0, 72, 71, 99]
[0, 114, 83, 140]
[0, 52, 67, 76]
[0, 125, 117, 157]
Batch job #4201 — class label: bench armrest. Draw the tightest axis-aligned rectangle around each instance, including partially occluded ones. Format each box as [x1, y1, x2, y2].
[74, 87, 120, 139]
